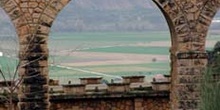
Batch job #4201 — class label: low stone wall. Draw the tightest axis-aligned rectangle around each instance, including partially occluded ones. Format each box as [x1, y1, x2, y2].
[0, 75, 171, 110]
[0, 92, 170, 110]
[50, 92, 170, 110]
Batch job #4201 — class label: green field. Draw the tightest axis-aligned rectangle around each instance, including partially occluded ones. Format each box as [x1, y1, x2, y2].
[0, 31, 218, 83]
[48, 31, 172, 83]
[0, 56, 18, 79]
[49, 31, 171, 50]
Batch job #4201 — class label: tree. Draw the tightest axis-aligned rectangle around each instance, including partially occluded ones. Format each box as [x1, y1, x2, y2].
[201, 42, 220, 110]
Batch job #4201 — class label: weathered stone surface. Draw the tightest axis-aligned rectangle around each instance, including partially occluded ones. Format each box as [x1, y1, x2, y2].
[153, 0, 220, 109]
[0, 0, 219, 110]
[0, 0, 71, 110]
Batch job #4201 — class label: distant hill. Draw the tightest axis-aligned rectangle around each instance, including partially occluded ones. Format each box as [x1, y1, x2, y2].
[52, 0, 168, 32]
[70, 0, 155, 10]
[0, 0, 219, 34]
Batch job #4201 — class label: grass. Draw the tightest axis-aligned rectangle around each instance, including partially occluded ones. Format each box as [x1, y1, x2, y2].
[49, 32, 170, 50]
[0, 56, 18, 79]
[77, 62, 169, 73]
[47, 32, 171, 82]
[49, 62, 170, 78]
[0, 31, 172, 82]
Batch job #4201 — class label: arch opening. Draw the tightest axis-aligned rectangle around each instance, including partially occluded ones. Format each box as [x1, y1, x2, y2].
[49, 0, 172, 84]
[0, 8, 19, 80]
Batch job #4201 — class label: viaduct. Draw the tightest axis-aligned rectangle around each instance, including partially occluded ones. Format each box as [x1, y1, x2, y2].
[0, 0, 220, 110]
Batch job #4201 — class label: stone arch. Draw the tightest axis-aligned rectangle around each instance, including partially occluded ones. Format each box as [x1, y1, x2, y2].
[153, 0, 220, 109]
[0, 0, 71, 110]
[1, 0, 219, 110]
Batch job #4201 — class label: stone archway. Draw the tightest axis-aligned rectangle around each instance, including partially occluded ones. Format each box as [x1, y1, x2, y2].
[0, 0, 70, 110]
[0, 0, 219, 110]
[153, 0, 220, 109]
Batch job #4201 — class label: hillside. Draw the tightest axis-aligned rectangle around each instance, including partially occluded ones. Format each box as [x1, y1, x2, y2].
[70, 0, 155, 10]
[52, 0, 168, 32]
[0, 0, 219, 34]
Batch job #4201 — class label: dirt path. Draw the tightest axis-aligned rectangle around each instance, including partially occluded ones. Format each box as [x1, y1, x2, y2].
[58, 52, 169, 67]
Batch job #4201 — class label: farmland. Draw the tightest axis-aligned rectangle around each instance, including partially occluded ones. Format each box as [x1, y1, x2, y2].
[0, 31, 218, 84]
[47, 31, 171, 83]
[47, 31, 218, 84]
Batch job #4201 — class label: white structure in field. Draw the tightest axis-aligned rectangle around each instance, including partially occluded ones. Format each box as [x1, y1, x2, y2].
[0, 52, 3, 57]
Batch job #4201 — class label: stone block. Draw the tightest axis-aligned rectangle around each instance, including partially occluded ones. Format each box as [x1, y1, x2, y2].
[177, 59, 192, 67]
[107, 83, 130, 93]
[19, 34, 48, 44]
[19, 52, 48, 61]
[177, 67, 205, 75]
[44, 6, 57, 19]
[177, 75, 201, 84]
[151, 82, 170, 91]
[177, 100, 200, 109]
[122, 76, 145, 83]
[49, 79, 59, 86]
[20, 60, 48, 68]
[4, 1, 17, 13]
[22, 75, 49, 85]
[18, 93, 49, 102]
[175, 84, 200, 93]
[19, 67, 49, 76]
[85, 84, 107, 93]
[18, 102, 50, 110]
[19, 85, 49, 94]
[20, 43, 49, 53]
[63, 84, 85, 95]
[60, 0, 71, 6]
[80, 77, 102, 85]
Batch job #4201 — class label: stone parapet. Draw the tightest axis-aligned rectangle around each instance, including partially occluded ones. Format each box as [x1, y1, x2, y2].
[63, 84, 85, 95]
[151, 82, 170, 91]
[107, 83, 130, 93]
[80, 77, 103, 85]
[122, 76, 145, 83]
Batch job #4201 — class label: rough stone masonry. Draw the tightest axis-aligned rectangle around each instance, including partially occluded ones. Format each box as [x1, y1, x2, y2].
[0, 0, 219, 110]
[0, 0, 70, 110]
[153, 0, 220, 109]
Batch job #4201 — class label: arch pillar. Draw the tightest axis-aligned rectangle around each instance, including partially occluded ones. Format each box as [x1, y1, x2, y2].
[0, 0, 71, 110]
[153, 0, 220, 109]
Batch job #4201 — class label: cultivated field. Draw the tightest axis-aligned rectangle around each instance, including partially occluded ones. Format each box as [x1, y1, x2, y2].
[0, 31, 218, 84]
[47, 32, 218, 84]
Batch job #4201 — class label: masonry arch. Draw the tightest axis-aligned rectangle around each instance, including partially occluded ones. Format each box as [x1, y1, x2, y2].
[0, 1, 71, 109]
[49, 0, 173, 84]
[3, 1, 220, 110]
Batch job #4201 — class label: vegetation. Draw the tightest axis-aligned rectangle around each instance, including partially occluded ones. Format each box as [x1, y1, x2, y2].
[201, 42, 220, 110]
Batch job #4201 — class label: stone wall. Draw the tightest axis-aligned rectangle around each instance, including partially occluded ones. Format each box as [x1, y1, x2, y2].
[0, 0, 219, 110]
[0, 93, 170, 110]
[0, 75, 170, 110]
[153, 0, 220, 109]
[50, 94, 169, 110]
